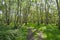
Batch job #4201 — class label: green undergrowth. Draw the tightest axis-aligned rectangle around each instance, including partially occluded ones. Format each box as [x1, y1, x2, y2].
[0, 23, 60, 40]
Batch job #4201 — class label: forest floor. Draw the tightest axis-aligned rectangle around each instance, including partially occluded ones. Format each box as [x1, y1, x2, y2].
[0, 23, 60, 40]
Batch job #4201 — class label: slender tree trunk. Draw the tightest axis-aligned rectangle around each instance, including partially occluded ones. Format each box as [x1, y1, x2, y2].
[19, 0, 22, 26]
[7, 0, 10, 25]
[40, 0, 43, 24]
[56, 0, 60, 29]
[45, 0, 49, 25]
[5, 2, 9, 25]
[35, 0, 40, 25]
[14, 0, 19, 29]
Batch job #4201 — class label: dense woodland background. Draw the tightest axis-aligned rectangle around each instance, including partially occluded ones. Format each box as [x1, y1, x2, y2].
[0, 0, 60, 40]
